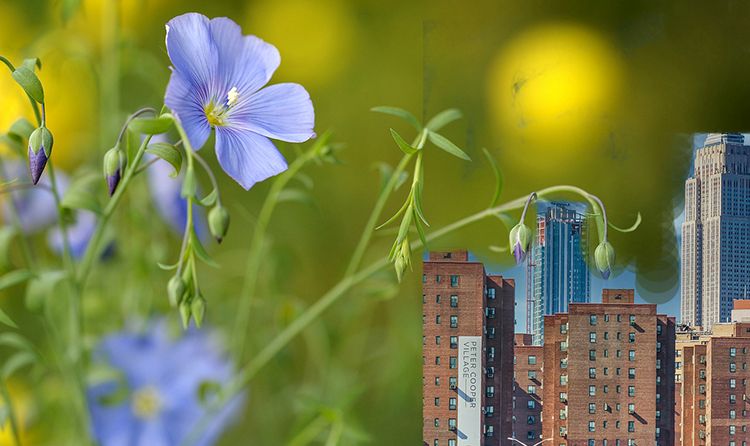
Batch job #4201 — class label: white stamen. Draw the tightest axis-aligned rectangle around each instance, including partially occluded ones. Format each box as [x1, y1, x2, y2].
[227, 87, 239, 107]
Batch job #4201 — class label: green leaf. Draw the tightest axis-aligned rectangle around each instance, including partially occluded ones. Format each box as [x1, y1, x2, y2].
[426, 108, 462, 132]
[0, 270, 34, 291]
[8, 118, 35, 142]
[124, 128, 140, 166]
[0, 332, 34, 352]
[128, 115, 174, 135]
[413, 209, 428, 249]
[2, 351, 35, 378]
[370, 106, 421, 131]
[374, 162, 408, 194]
[427, 131, 471, 161]
[25, 270, 67, 312]
[157, 261, 179, 271]
[190, 234, 219, 268]
[146, 142, 182, 177]
[61, 172, 101, 214]
[11, 66, 44, 103]
[0, 227, 16, 271]
[198, 189, 218, 207]
[482, 148, 503, 207]
[21, 58, 41, 72]
[0, 307, 17, 328]
[389, 129, 418, 155]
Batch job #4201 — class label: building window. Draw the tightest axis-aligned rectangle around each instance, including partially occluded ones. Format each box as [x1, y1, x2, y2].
[731, 347, 737, 357]
[730, 394, 737, 404]
[629, 315, 636, 325]
[485, 307, 496, 319]
[617, 314, 622, 322]
[559, 392, 567, 402]
[449, 397, 457, 410]
[487, 347, 495, 361]
[449, 419, 457, 431]
[589, 368, 596, 379]
[435, 295, 441, 304]
[450, 336, 458, 349]
[486, 406, 495, 416]
[527, 400, 535, 409]
[628, 350, 635, 361]
[450, 295, 458, 307]
[560, 341, 568, 352]
[628, 368, 636, 379]
[434, 397, 439, 406]
[628, 421, 635, 432]
[527, 415, 535, 425]
[560, 375, 568, 386]
[449, 377, 457, 389]
[449, 356, 457, 369]
[628, 386, 635, 397]
[731, 362, 737, 373]
[628, 403, 635, 414]
[588, 421, 595, 432]
[604, 332, 609, 340]
[629, 332, 635, 343]
[435, 356, 440, 365]
[589, 350, 596, 361]
[422, 274, 426, 283]
[730, 409, 736, 419]
[434, 418, 440, 428]
[528, 356, 537, 365]
[656, 324, 662, 335]
[435, 376, 440, 386]
[590, 314, 597, 325]
[486, 386, 495, 398]
[589, 403, 596, 414]
[436, 336, 441, 345]
[527, 385, 536, 395]
[436, 315, 441, 324]
[487, 288, 495, 300]
[450, 315, 458, 328]
[450, 275, 459, 287]
[730, 378, 737, 389]
[561, 323, 568, 334]
[589, 385, 596, 396]
[528, 370, 537, 380]
[560, 358, 568, 369]
[590, 332, 597, 343]
[487, 327, 496, 339]
[436, 275, 441, 283]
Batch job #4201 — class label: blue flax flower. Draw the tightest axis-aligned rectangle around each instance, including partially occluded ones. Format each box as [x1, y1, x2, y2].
[164, 13, 315, 190]
[88, 320, 244, 446]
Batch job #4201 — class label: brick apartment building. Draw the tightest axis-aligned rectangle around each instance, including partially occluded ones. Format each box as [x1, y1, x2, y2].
[677, 322, 750, 446]
[423, 251, 515, 446]
[541, 289, 676, 446]
[513, 333, 543, 443]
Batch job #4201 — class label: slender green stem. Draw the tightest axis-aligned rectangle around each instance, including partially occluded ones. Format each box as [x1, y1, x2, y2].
[0, 380, 23, 446]
[230, 146, 319, 359]
[191, 151, 221, 205]
[324, 416, 344, 446]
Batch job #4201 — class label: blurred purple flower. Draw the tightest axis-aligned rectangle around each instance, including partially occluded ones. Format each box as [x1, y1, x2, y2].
[1, 162, 61, 233]
[47, 210, 97, 258]
[164, 13, 315, 190]
[88, 320, 244, 446]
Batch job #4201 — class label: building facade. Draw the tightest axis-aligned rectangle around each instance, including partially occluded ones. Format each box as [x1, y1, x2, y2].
[528, 202, 590, 345]
[513, 333, 543, 443]
[681, 133, 750, 330]
[542, 289, 676, 446]
[423, 251, 515, 446]
[677, 323, 750, 446]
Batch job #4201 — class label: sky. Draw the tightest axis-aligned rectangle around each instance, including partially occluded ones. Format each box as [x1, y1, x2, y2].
[487, 133, 722, 333]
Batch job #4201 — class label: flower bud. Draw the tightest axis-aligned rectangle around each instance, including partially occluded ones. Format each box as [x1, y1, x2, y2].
[207, 205, 230, 243]
[179, 299, 192, 329]
[28, 127, 53, 185]
[508, 222, 533, 264]
[594, 240, 616, 279]
[191, 294, 206, 328]
[393, 237, 411, 282]
[103, 147, 125, 196]
[167, 275, 186, 307]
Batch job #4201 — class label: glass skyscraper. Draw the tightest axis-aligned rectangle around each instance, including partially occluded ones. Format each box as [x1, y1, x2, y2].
[527, 202, 590, 345]
[681, 133, 750, 330]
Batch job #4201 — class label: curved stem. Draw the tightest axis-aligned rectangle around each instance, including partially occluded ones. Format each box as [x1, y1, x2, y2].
[519, 192, 537, 223]
[586, 193, 608, 241]
[191, 150, 220, 205]
[115, 107, 156, 145]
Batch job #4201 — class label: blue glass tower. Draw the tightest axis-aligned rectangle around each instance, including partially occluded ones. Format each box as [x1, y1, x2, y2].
[527, 202, 591, 345]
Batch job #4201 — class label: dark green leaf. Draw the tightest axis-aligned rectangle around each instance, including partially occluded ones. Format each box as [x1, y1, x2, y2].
[11, 66, 44, 103]
[156, 261, 180, 271]
[0, 270, 33, 291]
[370, 106, 421, 131]
[0, 332, 34, 352]
[146, 142, 182, 177]
[190, 234, 219, 268]
[427, 131, 471, 161]
[21, 58, 41, 71]
[8, 118, 35, 142]
[389, 129, 418, 155]
[482, 148, 503, 207]
[128, 116, 173, 135]
[198, 189, 218, 207]
[0, 307, 16, 328]
[426, 108, 462, 132]
[413, 209, 428, 249]
[2, 351, 35, 378]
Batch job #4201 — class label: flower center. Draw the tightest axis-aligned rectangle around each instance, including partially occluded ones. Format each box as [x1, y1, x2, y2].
[204, 87, 240, 127]
[131, 386, 162, 419]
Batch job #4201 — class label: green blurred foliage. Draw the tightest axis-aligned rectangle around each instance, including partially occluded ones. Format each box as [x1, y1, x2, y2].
[2, 0, 750, 444]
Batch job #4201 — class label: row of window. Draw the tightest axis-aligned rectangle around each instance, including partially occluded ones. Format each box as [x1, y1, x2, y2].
[588, 349, 637, 361]
[589, 314, 638, 326]
[586, 419, 637, 433]
[423, 294, 460, 307]
[588, 331, 638, 343]
[422, 274, 461, 287]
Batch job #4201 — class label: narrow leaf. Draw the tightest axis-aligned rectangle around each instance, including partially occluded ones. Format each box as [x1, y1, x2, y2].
[25, 270, 67, 312]
[128, 116, 174, 135]
[0, 227, 16, 270]
[413, 209, 428, 249]
[157, 261, 179, 271]
[8, 118, 35, 142]
[390, 129, 418, 155]
[190, 234, 219, 268]
[146, 142, 182, 177]
[0, 333, 34, 352]
[11, 66, 44, 103]
[0, 270, 34, 291]
[2, 351, 35, 378]
[426, 108, 462, 132]
[428, 131, 471, 161]
[482, 148, 503, 207]
[61, 173, 102, 214]
[370, 106, 421, 131]
[0, 307, 17, 328]
[198, 189, 218, 207]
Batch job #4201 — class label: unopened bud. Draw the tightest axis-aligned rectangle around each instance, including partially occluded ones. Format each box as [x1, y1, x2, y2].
[594, 240, 616, 279]
[103, 147, 125, 196]
[28, 127, 53, 185]
[208, 205, 230, 243]
[179, 299, 192, 329]
[394, 237, 411, 282]
[167, 275, 186, 307]
[509, 222, 533, 264]
[191, 294, 206, 328]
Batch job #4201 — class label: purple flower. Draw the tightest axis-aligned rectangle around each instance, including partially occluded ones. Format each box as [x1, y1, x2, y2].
[47, 210, 97, 259]
[164, 13, 315, 190]
[1, 162, 60, 233]
[88, 320, 244, 446]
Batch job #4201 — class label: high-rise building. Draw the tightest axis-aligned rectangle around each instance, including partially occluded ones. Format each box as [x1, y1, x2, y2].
[681, 133, 750, 330]
[541, 289, 676, 446]
[422, 251, 515, 446]
[512, 333, 543, 444]
[528, 202, 590, 345]
[676, 322, 750, 446]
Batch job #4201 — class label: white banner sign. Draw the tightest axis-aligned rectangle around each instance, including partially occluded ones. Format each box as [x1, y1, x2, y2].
[457, 336, 482, 446]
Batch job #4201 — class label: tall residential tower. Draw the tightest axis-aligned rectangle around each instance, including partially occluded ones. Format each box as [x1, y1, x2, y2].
[680, 133, 750, 330]
[527, 202, 590, 345]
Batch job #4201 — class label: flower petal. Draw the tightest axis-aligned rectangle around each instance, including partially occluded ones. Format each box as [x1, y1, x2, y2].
[214, 127, 287, 190]
[229, 83, 315, 143]
[208, 17, 280, 95]
[164, 72, 211, 150]
[165, 13, 217, 88]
